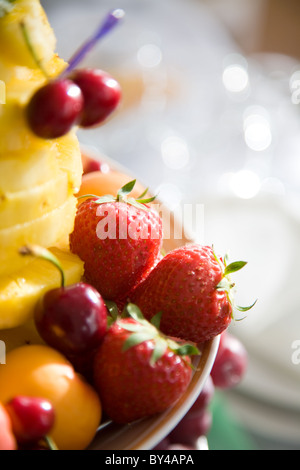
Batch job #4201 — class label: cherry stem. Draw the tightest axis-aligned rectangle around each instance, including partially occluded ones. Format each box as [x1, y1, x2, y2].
[59, 9, 125, 80]
[19, 245, 66, 288]
[44, 435, 59, 451]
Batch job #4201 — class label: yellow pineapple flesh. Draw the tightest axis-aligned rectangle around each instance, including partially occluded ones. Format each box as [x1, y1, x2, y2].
[0, 0, 84, 328]
[0, 247, 84, 329]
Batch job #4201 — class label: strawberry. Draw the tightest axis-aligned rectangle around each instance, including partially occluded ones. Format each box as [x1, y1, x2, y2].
[92, 304, 199, 424]
[69, 180, 163, 301]
[131, 244, 256, 344]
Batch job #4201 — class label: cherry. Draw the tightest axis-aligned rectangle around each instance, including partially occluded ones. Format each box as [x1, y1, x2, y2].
[81, 151, 110, 175]
[35, 282, 108, 356]
[23, 10, 124, 139]
[20, 245, 108, 357]
[26, 80, 84, 139]
[70, 69, 122, 128]
[169, 409, 213, 446]
[210, 332, 248, 389]
[5, 396, 55, 445]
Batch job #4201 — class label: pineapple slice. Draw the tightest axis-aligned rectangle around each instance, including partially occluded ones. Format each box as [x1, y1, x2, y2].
[0, 145, 58, 193]
[0, 196, 77, 276]
[0, 247, 84, 329]
[0, 102, 55, 154]
[0, 171, 69, 229]
[55, 131, 83, 194]
[0, 0, 84, 329]
[0, 135, 82, 230]
[0, 121, 83, 197]
[0, 0, 56, 68]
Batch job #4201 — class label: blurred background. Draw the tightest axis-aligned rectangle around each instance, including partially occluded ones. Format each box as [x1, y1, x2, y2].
[41, 0, 300, 450]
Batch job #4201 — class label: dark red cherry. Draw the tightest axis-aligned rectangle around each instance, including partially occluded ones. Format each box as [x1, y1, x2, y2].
[70, 69, 121, 128]
[211, 332, 248, 389]
[34, 283, 108, 356]
[26, 79, 84, 139]
[5, 396, 55, 445]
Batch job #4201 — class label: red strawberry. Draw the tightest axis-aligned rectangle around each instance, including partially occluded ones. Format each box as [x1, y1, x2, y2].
[92, 304, 199, 424]
[70, 180, 163, 300]
[131, 244, 256, 344]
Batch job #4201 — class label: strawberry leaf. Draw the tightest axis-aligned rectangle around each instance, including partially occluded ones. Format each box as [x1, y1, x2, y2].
[136, 195, 157, 204]
[118, 320, 143, 332]
[117, 180, 136, 201]
[223, 252, 230, 268]
[173, 343, 200, 357]
[137, 188, 149, 199]
[150, 338, 168, 366]
[235, 299, 258, 313]
[77, 194, 116, 204]
[126, 303, 146, 323]
[224, 261, 247, 276]
[93, 195, 116, 204]
[150, 311, 162, 330]
[125, 197, 150, 211]
[122, 331, 156, 352]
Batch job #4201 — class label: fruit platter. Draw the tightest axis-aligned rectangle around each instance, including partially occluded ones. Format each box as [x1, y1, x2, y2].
[0, 0, 254, 451]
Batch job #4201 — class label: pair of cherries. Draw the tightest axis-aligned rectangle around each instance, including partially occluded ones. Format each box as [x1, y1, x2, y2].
[27, 68, 121, 139]
[26, 9, 124, 139]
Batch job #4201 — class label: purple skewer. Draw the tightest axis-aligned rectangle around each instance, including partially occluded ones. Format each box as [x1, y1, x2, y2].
[59, 9, 125, 79]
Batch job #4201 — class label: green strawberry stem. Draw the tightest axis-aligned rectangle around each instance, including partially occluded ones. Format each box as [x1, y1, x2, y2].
[78, 180, 157, 210]
[214, 249, 257, 317]
[116, 180, 137, 201]
[119, 303, 200, 367]
[19, 245, 66, 288]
